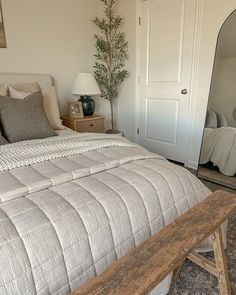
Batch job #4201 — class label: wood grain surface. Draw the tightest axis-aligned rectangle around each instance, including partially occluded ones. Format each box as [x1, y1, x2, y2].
[212, 228, 231, 294]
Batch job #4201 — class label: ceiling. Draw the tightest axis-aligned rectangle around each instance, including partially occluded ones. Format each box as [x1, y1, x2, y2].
[217, 10, 236, 57]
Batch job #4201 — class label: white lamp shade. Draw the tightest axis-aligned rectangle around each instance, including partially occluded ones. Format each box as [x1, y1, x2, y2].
[71, 73, 101, 95]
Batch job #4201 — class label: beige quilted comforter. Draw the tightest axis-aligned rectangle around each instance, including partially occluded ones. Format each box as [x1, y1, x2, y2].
[0, 133, 211, 294]
[200, 127, 236, 176]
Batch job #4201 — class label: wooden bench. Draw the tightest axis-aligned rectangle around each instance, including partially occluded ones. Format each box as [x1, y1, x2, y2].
[72, 190, 236, 295]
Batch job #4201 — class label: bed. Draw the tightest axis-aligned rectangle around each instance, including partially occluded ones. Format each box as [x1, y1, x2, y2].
[199, 111, 236, 176]
[0, 74, 214, 295]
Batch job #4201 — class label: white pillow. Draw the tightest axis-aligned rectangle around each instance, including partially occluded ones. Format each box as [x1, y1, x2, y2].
[7, 84, 63, 130]
[8, 82, 41, 94]
[7, 85, 29, 98]
[43, 86, 63, 130]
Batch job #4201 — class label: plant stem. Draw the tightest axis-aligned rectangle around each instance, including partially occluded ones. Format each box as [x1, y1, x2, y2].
[108, 1, 113, 103]
[110, 100, 115, 130]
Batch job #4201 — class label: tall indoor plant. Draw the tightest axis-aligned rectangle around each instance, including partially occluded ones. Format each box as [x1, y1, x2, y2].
[93, 0, 128, 132]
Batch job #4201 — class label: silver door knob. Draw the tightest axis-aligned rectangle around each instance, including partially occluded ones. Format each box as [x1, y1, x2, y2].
[181, 89, 188, 95]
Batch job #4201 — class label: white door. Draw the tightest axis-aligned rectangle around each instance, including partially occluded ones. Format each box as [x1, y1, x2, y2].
[139, 0, 196, 163]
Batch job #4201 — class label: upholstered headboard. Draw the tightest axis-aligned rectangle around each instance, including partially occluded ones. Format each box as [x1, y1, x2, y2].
[0, 73, 54, 93]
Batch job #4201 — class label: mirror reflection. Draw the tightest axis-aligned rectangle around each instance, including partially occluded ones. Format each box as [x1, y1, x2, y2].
[197, 10, 236, 189]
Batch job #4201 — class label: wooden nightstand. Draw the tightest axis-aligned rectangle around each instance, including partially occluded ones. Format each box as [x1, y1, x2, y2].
[62, 115, 106, 133]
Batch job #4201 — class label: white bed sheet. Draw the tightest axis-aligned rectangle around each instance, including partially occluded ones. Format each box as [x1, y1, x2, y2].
[55, 125, 77, 136]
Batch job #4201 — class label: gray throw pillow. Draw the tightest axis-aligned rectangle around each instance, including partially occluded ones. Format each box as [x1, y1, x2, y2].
[0, 131, 8, 145]
[0, 92, 56, 143]
[215, 111, 228, 128]
[205, 109, 217, 128]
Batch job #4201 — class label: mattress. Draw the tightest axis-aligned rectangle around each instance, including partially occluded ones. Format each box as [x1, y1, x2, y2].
[0, 132, 212, 294]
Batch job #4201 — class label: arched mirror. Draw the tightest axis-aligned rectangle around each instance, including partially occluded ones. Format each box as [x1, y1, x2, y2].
[197, 10, 236, 190]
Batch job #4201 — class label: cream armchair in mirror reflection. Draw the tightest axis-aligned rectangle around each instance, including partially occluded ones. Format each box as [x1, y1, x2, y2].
[197, 9, 236, 190]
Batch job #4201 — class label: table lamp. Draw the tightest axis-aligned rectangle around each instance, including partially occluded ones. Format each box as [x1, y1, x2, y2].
[71, 73, 101, 116]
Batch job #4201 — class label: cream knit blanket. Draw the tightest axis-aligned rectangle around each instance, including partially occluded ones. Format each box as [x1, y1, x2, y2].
[0, 133, 140, 171]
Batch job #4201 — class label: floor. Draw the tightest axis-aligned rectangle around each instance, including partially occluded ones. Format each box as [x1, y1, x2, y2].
[168, 178, 236, 295]
[198, 165, 236, 190]
[201, 179, 236, 194]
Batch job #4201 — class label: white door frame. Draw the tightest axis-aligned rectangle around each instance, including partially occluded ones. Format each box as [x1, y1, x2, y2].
[135, 0, 204, 169]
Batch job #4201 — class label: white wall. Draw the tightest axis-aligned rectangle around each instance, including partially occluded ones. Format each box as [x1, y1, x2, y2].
[186, 0, 236, 169]
[208, 56, 236, 128]
[0, 0, 99, 115]
[116, 0, 137, 141]
[0, 0, 137, 140]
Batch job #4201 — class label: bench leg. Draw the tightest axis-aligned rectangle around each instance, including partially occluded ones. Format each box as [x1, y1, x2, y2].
[173, 259, 185, 281]
[212, 227, 231, 295]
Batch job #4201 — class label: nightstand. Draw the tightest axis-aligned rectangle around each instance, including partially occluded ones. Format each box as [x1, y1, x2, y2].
[62, 115, 106, 133]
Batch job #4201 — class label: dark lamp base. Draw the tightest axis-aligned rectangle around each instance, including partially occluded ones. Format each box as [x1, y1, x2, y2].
[79, 96, 95, 116]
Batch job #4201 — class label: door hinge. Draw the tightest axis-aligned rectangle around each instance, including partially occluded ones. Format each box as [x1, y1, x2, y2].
[138, 17, 141, 25]
[137, 128, 140, 135]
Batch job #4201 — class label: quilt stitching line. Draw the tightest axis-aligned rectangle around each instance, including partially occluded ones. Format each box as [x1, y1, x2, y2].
[47, 186, 98, 278]
[25, 196, 72, 293]
[118, 165, 173, 228]
[140, 161, 193, 208]
[50, 158, 84, 172]
[134, 159, 199, 203]
[71, 179, 118, 267]
[106, 167, 154, 237]
[91, 173, 136, 249]
[0, 207, 37, 294]
[7, 170, 29, 195]
[14, 165, 53, 194]
[129, 162, 182, 220]
[99, 170, 155, 242]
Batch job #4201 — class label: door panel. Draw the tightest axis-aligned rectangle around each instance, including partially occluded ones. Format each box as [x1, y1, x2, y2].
[139, 0, 196, 163]
[146, 98, 179, 144]
[148, 1, 184, 82]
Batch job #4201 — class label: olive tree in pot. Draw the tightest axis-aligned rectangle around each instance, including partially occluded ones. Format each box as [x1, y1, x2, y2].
[93, 0, 128, 134]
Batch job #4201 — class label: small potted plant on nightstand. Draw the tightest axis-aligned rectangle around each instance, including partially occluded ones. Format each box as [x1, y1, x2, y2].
[93, 0, 128, 134]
